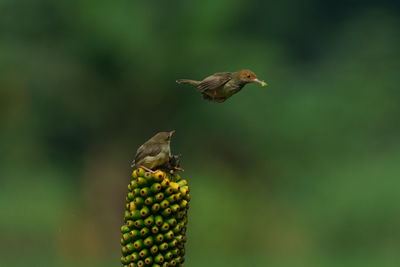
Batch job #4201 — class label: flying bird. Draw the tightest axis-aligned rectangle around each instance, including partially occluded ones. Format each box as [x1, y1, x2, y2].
[176, 69, 267, 103]
[131, 131, 175, 173]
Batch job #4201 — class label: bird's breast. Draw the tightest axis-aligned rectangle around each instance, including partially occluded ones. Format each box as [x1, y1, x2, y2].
[221, 81, 243, 95]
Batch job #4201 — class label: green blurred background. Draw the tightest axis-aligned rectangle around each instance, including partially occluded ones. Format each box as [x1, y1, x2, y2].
[1, 0, 399, 266]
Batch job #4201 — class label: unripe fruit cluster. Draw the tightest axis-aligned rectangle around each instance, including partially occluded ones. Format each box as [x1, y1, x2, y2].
[121, 168, 190, 267]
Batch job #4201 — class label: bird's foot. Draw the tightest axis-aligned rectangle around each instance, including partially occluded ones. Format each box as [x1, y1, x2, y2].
[174, 167, 185, 172]
[139, 166, 156, 173]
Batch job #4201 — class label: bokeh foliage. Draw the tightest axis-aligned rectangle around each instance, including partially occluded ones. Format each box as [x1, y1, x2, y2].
[1, 0, 399, 266]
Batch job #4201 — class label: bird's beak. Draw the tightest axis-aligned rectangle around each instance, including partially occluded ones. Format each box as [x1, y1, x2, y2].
[169, 130, 175, 137]
[253, 78, 268, 87]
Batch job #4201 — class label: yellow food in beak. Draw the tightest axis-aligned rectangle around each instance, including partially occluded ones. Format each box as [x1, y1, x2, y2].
[253, 78, 268, 87]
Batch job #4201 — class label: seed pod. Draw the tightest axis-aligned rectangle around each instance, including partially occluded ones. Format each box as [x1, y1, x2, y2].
[144, 236, 154, 247]
[133, 219, 144, 228]
[139, 206, 150, 217]
[121, 246, 128, 255]
[160, 200, 169, 209]
[155, 192, 164, 202]
[132, 188, 140, 196]
[144, 196, 154, 206]
[179, 200, 188, 209]
[151, 183, 162, 193]
[150, 244, 159, 254]
[175, 235, 184, 243]
[133, 239, 144, 250]
[137, 177, 147, 187]
[140, 187, 150, 197]
[126, 220, 135, 228]
[170, 204, 180, 213]
[144, 215, 154, 226]
[164, 251, 174, 260]
[154, 253, 164, 264]
[169, 239, 178, 248]
[155, 233, 164, 243]
[176, 211, 185, 219]
[167, 218, 177, 227]
[166, 194, 177, 203]
[131, 169, 137, 179]
[169, 259, 177, 266]
[175, 256, 183, 263]
[129, 229, 141, 240]
[140, 227, 150, 237]
[164, 187, 174, 196]
[151, 226, 159, 234]
[177, 179, 187, 187]
[130, 179, 139, 188]
[127, 202, 136, 211]
[164, 230, 174, 240]
[120, 170, 190, 266]
[173, 224, 183, 234]
[169, 182, 180, 193]
[128, 252, 140, 262]
[153, 171, 165, 182]
[159, 242, 169, 251]
[133, 197, 144, 208]
[130, 210, 141, 220]
[135, 168, 145, 177]
[174, 193, 182, 201]
[127, 192, 135, 201]
[125, 243, 135, 253]
[144, 171, 153, 180]
[144, 256, 153, 265]
[161, 179, 169, 189]
[151, 203, 161, 213]
[160, 222, 170, 232]
[121, 225, 130, 234]
[161, 208, 172, 217]
[171, 248, 180, 256]
[154, 215, 163, 226]
[139, 248, 149, 258]
[124, 210, 131, 221]
[121, 233, 131, 244]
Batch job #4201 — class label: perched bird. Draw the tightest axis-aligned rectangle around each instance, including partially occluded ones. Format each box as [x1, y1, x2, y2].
[176, 69, 267, 103]
[131, 131, 175, 172]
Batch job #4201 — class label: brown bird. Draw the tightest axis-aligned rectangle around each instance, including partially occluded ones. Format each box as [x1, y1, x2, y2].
[176, 69, 267, 103]
[131, 131, 175, 173]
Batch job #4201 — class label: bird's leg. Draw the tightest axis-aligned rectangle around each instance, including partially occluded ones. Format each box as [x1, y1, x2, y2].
[139, 166, 156, 173]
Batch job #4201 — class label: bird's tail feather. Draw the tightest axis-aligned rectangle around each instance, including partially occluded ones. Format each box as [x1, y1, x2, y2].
[176, 79, 201, 86]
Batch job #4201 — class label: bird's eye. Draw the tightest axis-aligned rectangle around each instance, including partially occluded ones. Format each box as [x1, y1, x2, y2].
[247, 75, 251, 78]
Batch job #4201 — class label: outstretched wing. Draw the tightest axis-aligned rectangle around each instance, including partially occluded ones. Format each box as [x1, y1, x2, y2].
[197, 72, 232, 92]
[132, 142, 161, 166]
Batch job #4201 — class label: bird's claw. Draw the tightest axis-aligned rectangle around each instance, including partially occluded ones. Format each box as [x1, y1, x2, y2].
[139, 166, 156, 173]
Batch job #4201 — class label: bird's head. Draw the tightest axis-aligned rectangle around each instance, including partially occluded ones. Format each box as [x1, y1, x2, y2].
[154, 130, 175, 143]
[237, 69, 267, 87]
